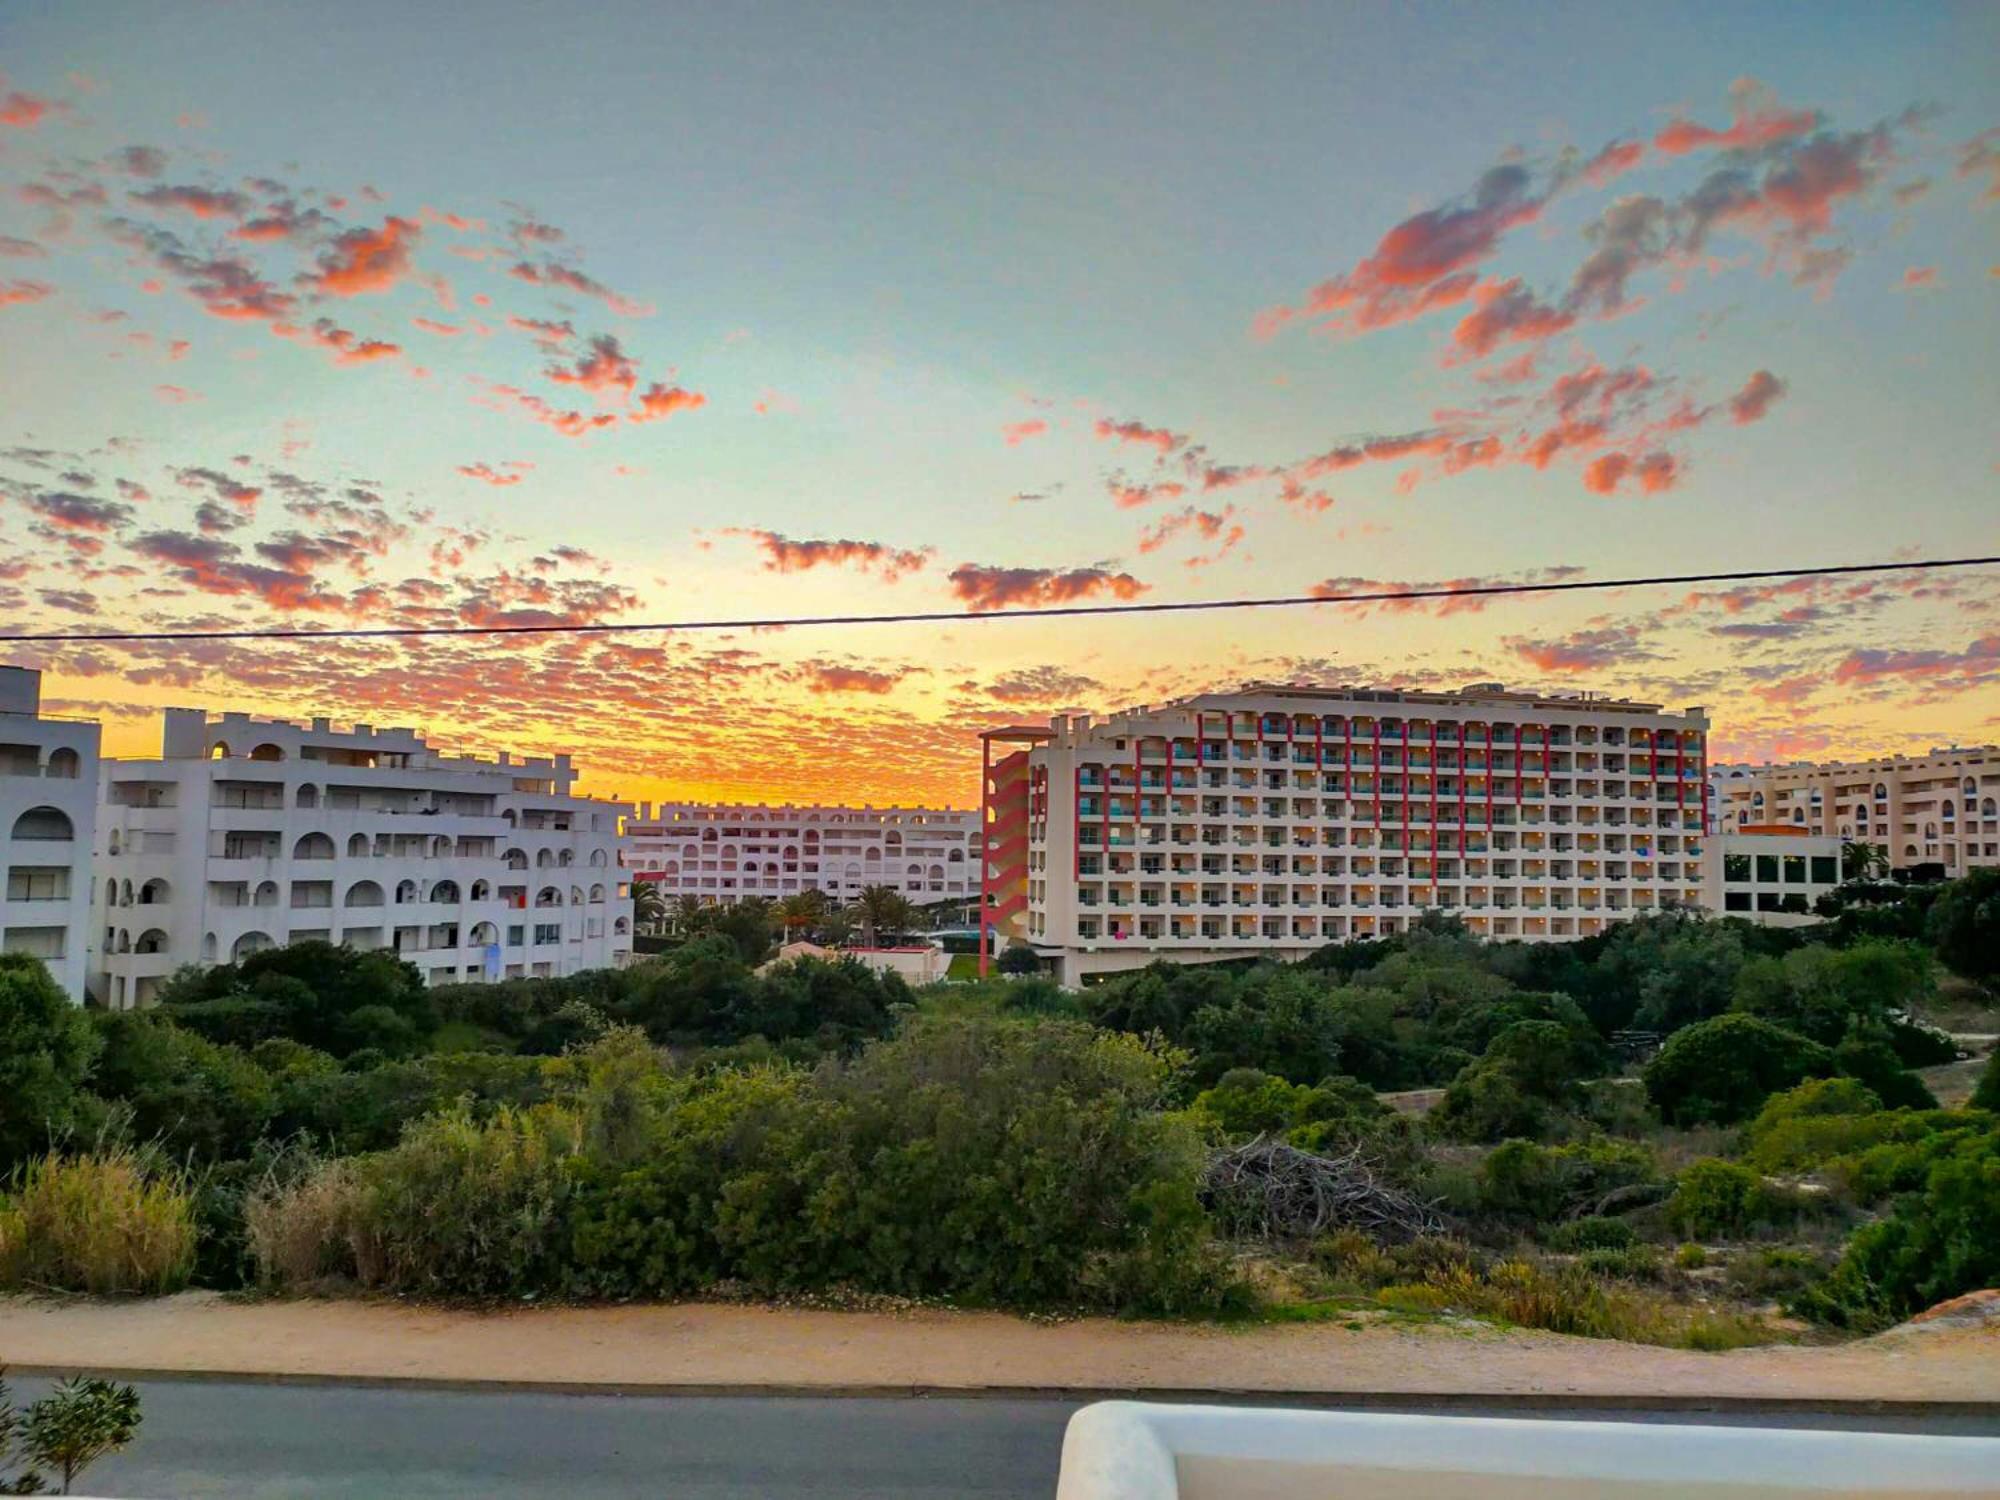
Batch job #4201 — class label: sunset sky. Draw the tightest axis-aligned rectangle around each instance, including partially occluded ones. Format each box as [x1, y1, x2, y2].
[1, 2, 1996, 809]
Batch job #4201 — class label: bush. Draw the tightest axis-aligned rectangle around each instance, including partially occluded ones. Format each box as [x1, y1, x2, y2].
[1665, 1159, 1794, 1240]
[0, 952, 101, 1172]
[1925, 868, 2000, 985]
[1731, 940, 1933, 1046]
[1478, 1138, 1659, 1222]
[1831, 1036, 1936, 1112]
[247, 1104, 585, 1297]
[89, 1013, 277, 1163]
[1971, 1048, 2000, 1113]
[0, 1149, 197, 1294]
[1798, 1132, 2000, 1329]
[1643, 1015, 1833, 1126]
[1545, 1216, 1638, 1252]
[1726, 1246, 1826, 1301]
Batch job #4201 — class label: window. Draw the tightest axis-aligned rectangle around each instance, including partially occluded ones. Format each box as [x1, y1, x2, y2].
[507, 925, 525, 947]
[1754, 854, 1779, 883]
[533, 922, 561, 945]
[1782, 855, 1806, 884]
[1724, 891, 1751, 911]
[1809, 856, 1837, 884]
[5, 867, 69, 901]
[1722, 853, 1750, 882]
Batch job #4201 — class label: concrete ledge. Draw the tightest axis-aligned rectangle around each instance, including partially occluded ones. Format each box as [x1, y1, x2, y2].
[1055, 1404, 2000, 1499]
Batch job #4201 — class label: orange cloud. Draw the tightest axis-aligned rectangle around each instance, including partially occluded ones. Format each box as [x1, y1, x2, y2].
[0, 279, 54, 307]
[1002, 419, 1048, 446]
[458, 461, 534, 487]
[947, 563, 1148, 612]
[1653, 82, 1820, 155]
[1582, 450, 1678, 495]
[546, 333, 638, 395]
[130, 184, 249, 219]
[305, 216, 422, 297]
[1727, 369, 1786, 424]
[731, 530, 933, 582]
[1094, 417, 1187, 454]
[629, 382, 704, 423]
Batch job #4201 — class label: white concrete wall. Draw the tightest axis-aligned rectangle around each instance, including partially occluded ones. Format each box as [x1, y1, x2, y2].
[0, 668, 101, 1001]
[1056, 1404, 2000, 1500]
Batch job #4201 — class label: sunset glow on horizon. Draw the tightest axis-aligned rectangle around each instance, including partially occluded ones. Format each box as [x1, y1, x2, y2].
[2, 4, 1995, 810]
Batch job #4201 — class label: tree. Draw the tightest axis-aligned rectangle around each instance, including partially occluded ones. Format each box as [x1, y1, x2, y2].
[1841, 839, 1890, 883]
[0, 954, 100, 1173]
[631, 879, 666, 933]
[670, 894, 708, 937]
[1643, 1013, 1834, 1126]
[2, 1373, 142, 1495]
[996, 944, 1042, 976]
[851, 885, 916, 947]
[1730, 939, 1934, 1046]
[1927, 868, 2000, 987]
[160, 941, 433, 1059]
[774, 889, 829, 941]
[1971, 1046, 2000, 1113]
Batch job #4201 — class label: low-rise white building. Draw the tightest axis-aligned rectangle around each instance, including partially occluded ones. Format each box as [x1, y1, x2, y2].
[626, 800, 978, 908]
[1702, 827, 1843, 926]
[0, 666, 101, 1001]
[93, 708, 631, 1008]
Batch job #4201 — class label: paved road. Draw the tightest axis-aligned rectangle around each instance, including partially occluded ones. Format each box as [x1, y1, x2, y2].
[16, 1379, 1998, 1499]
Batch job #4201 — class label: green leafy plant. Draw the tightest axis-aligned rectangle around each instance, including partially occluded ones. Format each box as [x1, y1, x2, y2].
[1, 1368, 142, 1496]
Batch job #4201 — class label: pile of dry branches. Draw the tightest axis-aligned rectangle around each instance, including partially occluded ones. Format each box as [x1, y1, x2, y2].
[1202, 1135, 1446, 1243]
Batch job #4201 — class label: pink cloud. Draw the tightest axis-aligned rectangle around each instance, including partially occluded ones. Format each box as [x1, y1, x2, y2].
[947, 563, 1149, 612]
[1002, 419, 1048, 446]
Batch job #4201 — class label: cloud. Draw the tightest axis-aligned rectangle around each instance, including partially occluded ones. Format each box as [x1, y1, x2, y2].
[629, 383, 704, 423]
[984, 666, 1102, 704]
[1308, 565, 1585, 616]
[508, 258, 651, 316]
[0, 236, 45, 258]
[801, 663, 908, 695]
[1579, 139, 1646, 187]
[1107, 476, 1187, 509]
[457, 461, 534, 487]
[130, 184, 249, 219]
[1582, 450, 1678, 495]
[1255, 163, 1542, 338]
[1831, 634, 1999, 696]
[303, 216, 422, 296]
[1448, 277, 1575, 360]
[107, 145, 168, 178]
[947, 563, 1148, 611]
[1137, 505, 1243, 560]
[0, 279, 54, 307]
[129, 528, 351, 613]
[546, 333, 637, 395]
[506, 315, 575, 351]
[174, 465, 263, 512]
[1094, 417, 1187, 454]
[1653, 80, 1820, 156]
[731, 529, 933, 582]
[107, 220, 297, 322]
[1508, 623, 1656, 672]
[1727, 369, 1786, 423]
[154, 383, 201, 404]
[275, 317, 402, 364]
[22, 491, 133, 533]
[0, 89, 56, 129]
[1900, 265, 1939, 290]
[1001, 419, 1048, 446]
[482, 384, 621, 437]
[1959, 128, 2000, 202]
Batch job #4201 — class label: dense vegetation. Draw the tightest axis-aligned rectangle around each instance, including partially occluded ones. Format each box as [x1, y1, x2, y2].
[2, 870, 1994, 1343]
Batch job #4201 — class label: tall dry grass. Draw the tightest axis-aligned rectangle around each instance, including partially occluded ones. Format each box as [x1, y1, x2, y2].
[0, 1149, 197, 1294]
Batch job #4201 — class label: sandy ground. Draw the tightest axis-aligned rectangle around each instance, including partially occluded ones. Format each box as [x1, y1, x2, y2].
[2, 1293, 1993, 1405]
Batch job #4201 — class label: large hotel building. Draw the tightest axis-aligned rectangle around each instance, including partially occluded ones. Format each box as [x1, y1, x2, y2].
[625, 801, 979, 907]
[93, 709, 631, 1007]
[982, 683, 1710, 985]
[1711, 746, 2000, 874]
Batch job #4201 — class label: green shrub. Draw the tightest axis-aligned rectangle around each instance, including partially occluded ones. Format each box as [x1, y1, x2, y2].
[1665, 1159, 1794, 1239]
[1925, 868, 2000, 985]
[1798, 1131, 2000, 1329]
[1576, 1244, 1664, 1282]
[1643, 1015, 1833, 1126]
[250, 1106, 585, 1296]
[1673, 1242, 1708, 1269]
[1831, 1037, 1936, 1112]
[1970, 1048, 2000, 1113]
[0, 1149, 196, 1294]
[1478, 1138, 1659, 1222]
[1545, 1215, 1637, 1252]
[89, 1013, 277, 1163]
[1726, 1246, 1826, 1301]
[0, 953, 101, 1172]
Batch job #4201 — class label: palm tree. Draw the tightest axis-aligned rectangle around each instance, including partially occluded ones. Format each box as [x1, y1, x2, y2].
[631, 879, 666, 933]
[851, 884, 917, 947]
[775, 889, 829, 941]
[671, 893, 709, 937]
[1841, 839, 1889, 883]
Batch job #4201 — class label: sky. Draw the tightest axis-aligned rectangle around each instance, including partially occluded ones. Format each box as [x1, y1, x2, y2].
[0, 0, 1995, 810]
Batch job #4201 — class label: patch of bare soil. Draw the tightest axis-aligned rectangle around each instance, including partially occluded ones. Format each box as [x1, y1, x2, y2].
[2, 1293, 1993, 1403]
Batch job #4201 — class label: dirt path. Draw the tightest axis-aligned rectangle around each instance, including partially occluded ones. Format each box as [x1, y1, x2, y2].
[3, 1293, 1993, 1405]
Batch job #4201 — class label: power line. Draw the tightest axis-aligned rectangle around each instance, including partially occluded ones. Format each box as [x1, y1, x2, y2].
[3, 555, 1995, 646]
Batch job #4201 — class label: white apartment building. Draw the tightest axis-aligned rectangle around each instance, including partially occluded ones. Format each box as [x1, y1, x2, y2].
[625, 801, 978, 908]
[93, 708, 631, 1008]
[1, 666, 101, 1001]
[988, 683, 1710, 986]
[1712, 747, 2000, 875]
[1703, 829, 1843, 926]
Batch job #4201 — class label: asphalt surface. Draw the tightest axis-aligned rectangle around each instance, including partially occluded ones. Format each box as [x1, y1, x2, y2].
[14, 1378, 1999, 1499]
